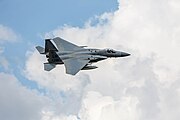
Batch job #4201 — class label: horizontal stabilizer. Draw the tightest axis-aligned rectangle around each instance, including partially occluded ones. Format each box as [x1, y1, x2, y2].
[44, 63, 56, 71]
[36, 46, 45, 54]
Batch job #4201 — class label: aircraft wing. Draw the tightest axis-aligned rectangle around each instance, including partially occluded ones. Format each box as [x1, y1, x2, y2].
[63, 58, 90, 75]
[53, 37, 84, 51]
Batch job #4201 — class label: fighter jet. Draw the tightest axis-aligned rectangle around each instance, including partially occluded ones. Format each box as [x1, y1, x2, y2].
[36, 37, 130, 75]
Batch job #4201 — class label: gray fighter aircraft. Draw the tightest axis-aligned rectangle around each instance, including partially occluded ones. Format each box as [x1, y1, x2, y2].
[36, 37, 130, 75]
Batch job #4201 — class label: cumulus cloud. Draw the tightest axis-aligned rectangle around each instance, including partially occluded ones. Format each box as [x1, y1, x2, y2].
[79, 91, 140, 120]
[24, 0, 180, 120]
[0, 72, 51, 120]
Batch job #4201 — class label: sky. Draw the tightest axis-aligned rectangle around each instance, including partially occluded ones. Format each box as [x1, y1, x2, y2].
[0, 0, 180, 120]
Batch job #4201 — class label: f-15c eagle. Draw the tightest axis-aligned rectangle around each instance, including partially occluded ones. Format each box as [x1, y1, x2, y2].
[36, 37, 130, 75]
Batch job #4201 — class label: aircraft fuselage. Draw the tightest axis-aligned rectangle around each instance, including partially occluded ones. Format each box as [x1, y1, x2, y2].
[49, 48, 130, 65]
[36, 37, 130, 75]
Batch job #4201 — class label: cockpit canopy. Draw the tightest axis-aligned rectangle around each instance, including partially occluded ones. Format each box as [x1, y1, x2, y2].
[106, 49, 116, 53]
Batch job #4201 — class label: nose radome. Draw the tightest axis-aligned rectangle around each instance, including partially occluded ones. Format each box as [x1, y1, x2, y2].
[121, 52, 130, 57]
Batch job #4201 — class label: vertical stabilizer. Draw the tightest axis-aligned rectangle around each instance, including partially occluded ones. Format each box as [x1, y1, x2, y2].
[36, 39, 58, 54]
[45, 39, 58, 53]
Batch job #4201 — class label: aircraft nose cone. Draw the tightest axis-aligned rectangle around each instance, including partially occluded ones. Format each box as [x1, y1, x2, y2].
[121, 52, 130, 57]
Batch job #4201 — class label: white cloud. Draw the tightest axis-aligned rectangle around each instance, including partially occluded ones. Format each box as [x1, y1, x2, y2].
[24, 0, 180, 120]
[0, 72, 51, 120]
[0, 71, 84, 120]
[0, 24, 19, 43]
[79, 91, 140, 120]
